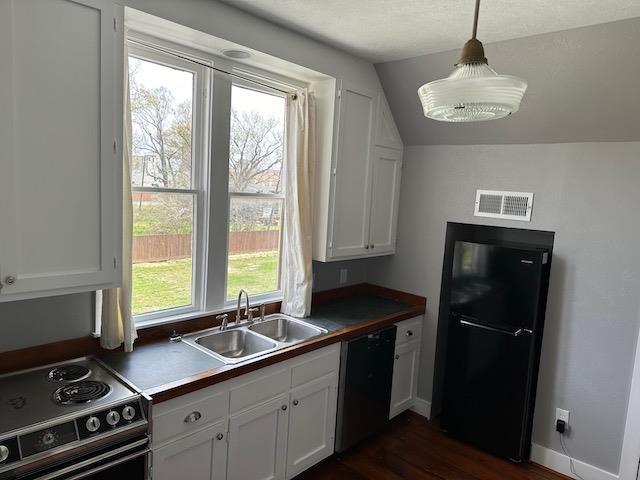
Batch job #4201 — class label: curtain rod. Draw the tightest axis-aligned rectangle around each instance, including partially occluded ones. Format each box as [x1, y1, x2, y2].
[128, 38, 298, 99]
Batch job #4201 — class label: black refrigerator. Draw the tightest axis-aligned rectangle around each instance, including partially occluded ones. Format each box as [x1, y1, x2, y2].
[441, 240, 551, 462]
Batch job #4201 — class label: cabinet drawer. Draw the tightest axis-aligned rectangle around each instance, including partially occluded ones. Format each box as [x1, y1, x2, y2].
[395, 317, 422, 345]
[153, 389, 228, 446]
[229, 366, 289, 414]
[291, 344, 340, 388]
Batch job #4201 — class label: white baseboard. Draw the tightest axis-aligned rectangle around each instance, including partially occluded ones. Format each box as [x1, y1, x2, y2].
[410, 397, 431, 419]
[531, 443, 619, 480]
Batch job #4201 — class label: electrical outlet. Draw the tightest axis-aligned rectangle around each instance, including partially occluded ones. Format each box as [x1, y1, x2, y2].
[339, 268, 348, 284]
[556, 408, 570, 429]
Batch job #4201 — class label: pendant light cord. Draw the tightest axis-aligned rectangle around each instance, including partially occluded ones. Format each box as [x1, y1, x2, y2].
[472, 0, 481, 39]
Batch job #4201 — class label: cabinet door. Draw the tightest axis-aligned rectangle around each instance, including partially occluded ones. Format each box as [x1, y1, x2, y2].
[369, 147, 402, 255]
[0, 0, 123, 300]
[153, 421, 228, 480]
[227, 395, 289, 480]
[329, 82, 376, 259]
[375, 92, 403, 150]
[286, 374, 338, 479]
[390, 340, 420, 418]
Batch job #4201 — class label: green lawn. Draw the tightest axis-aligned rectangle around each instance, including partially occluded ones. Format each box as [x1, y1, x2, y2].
[226, 251, 280, 300]
[132, 251, 280, 316]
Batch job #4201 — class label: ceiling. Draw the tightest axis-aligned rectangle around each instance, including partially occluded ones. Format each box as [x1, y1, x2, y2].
[218, 0, 640, 63]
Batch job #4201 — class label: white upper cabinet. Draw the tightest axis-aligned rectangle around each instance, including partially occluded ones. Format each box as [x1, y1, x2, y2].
[328, 82, 376, 259]
[313, 81, 403, 262]
[0, 0, 123, 301]
[369, 147, 402, 255]
[375, 91, 403, 150]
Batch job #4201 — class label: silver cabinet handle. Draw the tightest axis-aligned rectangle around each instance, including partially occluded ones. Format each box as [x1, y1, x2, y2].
[216, 433, 224, 440]
[406, 330, 413, 337]
[4, 276, 15, 285]
[281, 404, 287, 411]
[184, 411, 202, 423]
[292, 399, 299, 406]
[395, 354, 400, 360]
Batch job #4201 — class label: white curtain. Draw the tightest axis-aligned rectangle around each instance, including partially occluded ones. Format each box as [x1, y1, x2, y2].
[281, 91, 316, 317]
[97, 41, 137, 352]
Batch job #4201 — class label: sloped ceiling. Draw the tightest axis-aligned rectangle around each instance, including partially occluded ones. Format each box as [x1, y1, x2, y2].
[218, 0, 640, 63]
[376, 17, 640, 145]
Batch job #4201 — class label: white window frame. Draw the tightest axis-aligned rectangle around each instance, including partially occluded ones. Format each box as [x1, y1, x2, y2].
[224, 80, 287, 307]
[119, 32, 308, 330]
[128, 42, 211, 325]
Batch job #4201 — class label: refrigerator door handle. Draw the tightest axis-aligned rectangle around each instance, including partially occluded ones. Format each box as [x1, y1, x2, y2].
[458, 317, 532, 337]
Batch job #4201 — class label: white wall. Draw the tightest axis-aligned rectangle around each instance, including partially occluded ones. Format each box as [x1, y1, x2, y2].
[0, 293, 95, 352]
[368, 142, 640, 474]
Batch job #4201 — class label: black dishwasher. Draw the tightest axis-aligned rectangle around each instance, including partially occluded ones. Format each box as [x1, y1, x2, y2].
[335, 325, 397, 452]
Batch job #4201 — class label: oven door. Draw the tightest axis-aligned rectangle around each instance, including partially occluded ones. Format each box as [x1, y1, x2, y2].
[10, 436, 149, 480]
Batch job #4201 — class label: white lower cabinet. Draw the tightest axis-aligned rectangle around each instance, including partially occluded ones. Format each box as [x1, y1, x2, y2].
[286, 374, 338, 478]
[153, 421, 228, 480]
[390, 340, 421, 418]
[389, 317, 423, 419]
[227, 394, 289, 480]
[151, 344, 341, 480]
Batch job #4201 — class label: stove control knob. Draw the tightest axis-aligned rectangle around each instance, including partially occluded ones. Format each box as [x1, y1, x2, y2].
[106, 410, 120, 426]
[41, 432, 56, 446]
[122, 405, 136, 421]
[0, 445, 9, 463]
[86, 416, 100, 432]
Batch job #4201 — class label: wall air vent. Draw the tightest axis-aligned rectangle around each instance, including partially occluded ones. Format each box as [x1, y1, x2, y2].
[474, 190, 533, 221]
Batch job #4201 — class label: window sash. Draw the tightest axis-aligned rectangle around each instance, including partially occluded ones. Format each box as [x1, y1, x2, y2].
[127, 43, 209, 324]
[226, 193, 285, 302]
[226, 81, 287, 303]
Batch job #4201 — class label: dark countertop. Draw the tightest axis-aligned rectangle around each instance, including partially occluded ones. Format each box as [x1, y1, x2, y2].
[303, 295, 414, 332]
[101, 340, 226, 391]
[101, 292, 424, 402]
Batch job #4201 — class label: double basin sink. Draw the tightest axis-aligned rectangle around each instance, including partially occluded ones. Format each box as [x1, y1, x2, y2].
[183, 314, 328, 364]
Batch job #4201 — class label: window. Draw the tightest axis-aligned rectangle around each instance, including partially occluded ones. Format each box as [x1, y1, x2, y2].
[227, 84, 286, 300]
[128, 47, 207, 320]
[125, 36, 299, 326]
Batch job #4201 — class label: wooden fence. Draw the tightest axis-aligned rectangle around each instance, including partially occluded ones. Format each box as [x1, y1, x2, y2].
[132, 231, 280, 263]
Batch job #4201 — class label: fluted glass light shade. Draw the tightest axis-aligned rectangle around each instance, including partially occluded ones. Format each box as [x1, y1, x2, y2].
[418, 63, 527, 122]
[417, 0, 527, 123]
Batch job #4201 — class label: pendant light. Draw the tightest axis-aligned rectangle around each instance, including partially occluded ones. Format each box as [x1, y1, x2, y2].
[418, 0, 527, 122]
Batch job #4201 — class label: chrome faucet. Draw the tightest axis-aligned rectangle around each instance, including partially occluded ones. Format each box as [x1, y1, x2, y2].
[236, 289, 250, 324]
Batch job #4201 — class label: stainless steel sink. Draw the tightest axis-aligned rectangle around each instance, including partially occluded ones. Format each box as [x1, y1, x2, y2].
[249, 316, 325, 343]
[183, 314, 328, 365]
[191, 330, 277, 364]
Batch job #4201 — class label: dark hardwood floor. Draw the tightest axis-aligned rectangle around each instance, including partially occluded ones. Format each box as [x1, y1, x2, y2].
[298, 412, 569, 480]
